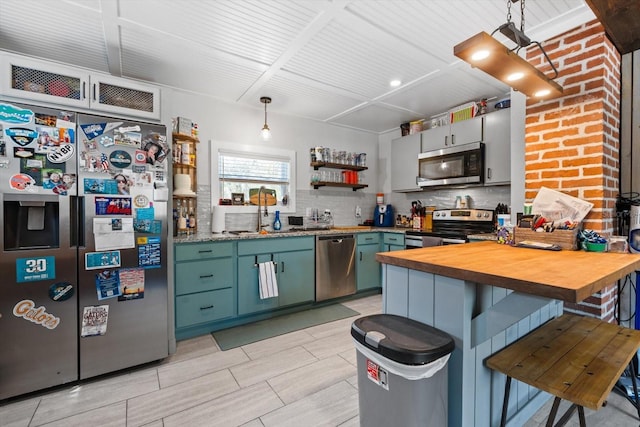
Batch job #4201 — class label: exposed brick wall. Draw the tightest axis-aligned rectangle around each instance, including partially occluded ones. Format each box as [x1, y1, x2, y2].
[524, 20, 621, 322]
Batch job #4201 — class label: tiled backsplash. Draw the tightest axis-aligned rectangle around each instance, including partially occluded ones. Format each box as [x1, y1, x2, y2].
[195, 184, 510, 233]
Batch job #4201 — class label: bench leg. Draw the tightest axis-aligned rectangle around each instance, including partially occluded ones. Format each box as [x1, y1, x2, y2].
[500, 376, 512, 427]
[545, 397, 562, 427]
[630, 358, 640, 420]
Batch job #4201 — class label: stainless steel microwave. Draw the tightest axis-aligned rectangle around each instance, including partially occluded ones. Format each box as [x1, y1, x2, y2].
[417, 142, 484, 188]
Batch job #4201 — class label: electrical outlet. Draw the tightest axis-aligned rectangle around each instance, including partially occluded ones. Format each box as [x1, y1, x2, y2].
[355, 206, 362, 218]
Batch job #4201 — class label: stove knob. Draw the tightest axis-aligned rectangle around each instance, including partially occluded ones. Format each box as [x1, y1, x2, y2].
[434, 212, 440, 217]
[476, 212, 482, 218]
[484, 212, 490, 218]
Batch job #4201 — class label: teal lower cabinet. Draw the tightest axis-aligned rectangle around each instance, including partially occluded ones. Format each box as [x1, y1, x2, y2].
[382, 232, 405, 252]
[355, 233, 381, 291]
[237, 236, 315, 316]
[174, 241, 237, 339]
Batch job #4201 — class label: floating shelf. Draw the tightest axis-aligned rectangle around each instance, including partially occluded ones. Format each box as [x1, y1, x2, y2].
[172, 132, 199, 143]
[311, 182, 368, 191]
[310, 162, 367, 171]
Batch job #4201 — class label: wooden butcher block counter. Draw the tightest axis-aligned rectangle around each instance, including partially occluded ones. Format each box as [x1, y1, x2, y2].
[376, 240, 640, 303]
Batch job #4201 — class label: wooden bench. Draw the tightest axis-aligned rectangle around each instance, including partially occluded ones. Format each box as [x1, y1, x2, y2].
[486, 313, 640, 426]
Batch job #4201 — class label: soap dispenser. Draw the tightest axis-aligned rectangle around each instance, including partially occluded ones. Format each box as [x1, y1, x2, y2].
[273, 210, 282, 231]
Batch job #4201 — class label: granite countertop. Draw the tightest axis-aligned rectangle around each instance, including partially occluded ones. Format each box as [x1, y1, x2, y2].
[375, 241, 640, 303]
[174, 226, 408, 243]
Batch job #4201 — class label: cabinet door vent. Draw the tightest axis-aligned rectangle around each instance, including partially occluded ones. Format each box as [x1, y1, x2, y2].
[98, 82, 154, 112]
[11, 65, 82, 100]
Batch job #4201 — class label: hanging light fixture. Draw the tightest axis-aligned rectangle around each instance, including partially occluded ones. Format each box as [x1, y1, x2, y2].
[453, 0, 562, 99]
[260, 97, 272, 141]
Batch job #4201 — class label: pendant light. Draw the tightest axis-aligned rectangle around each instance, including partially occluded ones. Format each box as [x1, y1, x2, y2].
[453, 0, 562, 99]
[260, 97, 272, 141]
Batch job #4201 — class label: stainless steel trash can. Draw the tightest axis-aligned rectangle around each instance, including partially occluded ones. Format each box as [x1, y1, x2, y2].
[351, 314, 455, 427]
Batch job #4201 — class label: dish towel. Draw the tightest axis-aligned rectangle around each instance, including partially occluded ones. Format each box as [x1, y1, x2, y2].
[258, 261, 279, 299]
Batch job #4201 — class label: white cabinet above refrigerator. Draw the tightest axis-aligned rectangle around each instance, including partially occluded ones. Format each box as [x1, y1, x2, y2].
[0, 53, 161, 120]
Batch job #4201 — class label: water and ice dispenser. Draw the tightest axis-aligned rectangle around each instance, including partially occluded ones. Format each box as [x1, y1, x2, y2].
[3, 195, 59, 250]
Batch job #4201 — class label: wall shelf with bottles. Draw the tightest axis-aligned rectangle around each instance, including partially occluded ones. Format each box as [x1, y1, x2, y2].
[310, 161, 367, 172]
[311, 182, 368, 191]
[172, 132, 199, 235]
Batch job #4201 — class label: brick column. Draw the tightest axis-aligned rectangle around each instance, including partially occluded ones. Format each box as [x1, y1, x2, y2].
[524, 20, 621, 321]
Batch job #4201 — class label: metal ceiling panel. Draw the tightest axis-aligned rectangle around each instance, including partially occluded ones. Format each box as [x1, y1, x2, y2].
[381, 66, 509, 117]
[254, 73, 366, 122]
[0, 0, 108, 72]
[283, 18, 441, 99]
[120, 27, 266, 100]
[118, 0, 321, 65]
[331, 103, 424, 134]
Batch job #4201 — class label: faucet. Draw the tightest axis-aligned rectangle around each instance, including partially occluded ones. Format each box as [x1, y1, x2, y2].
[256, 186, 268, 231]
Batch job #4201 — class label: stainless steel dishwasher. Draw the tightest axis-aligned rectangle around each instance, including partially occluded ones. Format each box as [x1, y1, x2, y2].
[315, 234, 356, 301]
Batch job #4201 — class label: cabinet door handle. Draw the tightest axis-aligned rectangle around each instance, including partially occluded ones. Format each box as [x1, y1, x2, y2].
[451, 134, 455, 145]
[389, 237, 397, 241]
[199, 274, 213, 279]
[487, 167, 492, 180]
[92, 83, 97, 102]
[200, 305, 214, 310]
[82, 81, 86, 100]
[365, 237, 373, 241]
[281, 262, 285, 273]
[198, 249, 213, 254]
[444, 135, 448, 146]
[360, 251, 363, 261]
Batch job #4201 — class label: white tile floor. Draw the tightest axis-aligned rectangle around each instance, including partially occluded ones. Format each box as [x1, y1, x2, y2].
[1, 294, 639, 426]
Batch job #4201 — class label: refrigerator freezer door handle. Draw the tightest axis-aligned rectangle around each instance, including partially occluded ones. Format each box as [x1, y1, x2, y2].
[70, 196, 85, 247]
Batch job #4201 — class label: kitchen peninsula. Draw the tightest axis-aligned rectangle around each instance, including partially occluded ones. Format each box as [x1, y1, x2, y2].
[376, 242, 640, 427]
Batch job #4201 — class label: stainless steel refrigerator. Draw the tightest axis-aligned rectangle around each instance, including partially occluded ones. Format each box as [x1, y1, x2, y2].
[0, 101, 169, 400]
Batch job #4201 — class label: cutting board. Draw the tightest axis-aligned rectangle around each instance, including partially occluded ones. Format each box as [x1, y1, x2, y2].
[249, 188, 276, 206]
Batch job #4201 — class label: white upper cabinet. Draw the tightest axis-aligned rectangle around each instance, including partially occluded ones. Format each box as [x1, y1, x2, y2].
[421, 115, 483, 152]
[1, 53, 160, 120]
[483, 108, 511, 185]
[391, 132, 421, 192]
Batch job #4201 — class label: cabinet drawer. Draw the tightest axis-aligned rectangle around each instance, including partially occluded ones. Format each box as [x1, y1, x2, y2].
[176, 288, 234, 328]
[237, 236, 314, 255]
[383, 233, 405, 246]
[175, 258, 233, 295]
[357, 233, 380, 245]
[175, 241, 234, 261]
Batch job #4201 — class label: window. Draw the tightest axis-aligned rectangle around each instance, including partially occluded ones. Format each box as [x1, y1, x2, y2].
[212, 142, 296, 213]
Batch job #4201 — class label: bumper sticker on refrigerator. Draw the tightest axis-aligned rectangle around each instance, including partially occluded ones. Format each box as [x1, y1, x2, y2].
[95, 197, 132, 215]
[81, 305, 109, 337]
[117, 268, 145, 301]
[138, 236, 161, 269]
[13, 299, 60, 329]
[9, 173, 36, 191]
[16, 256, 56, 283]
[49, 283, 74, 302]
[85, 251, 121, 270]
[95, 270, 122, 300]
[0, 103, 34, 124]
[6, 128, 38, 146]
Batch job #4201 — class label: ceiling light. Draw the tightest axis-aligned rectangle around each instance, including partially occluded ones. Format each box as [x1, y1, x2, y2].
[453, 1, 562, 99]
[390, 79, 402, 87]
[260, 97, 272, 141]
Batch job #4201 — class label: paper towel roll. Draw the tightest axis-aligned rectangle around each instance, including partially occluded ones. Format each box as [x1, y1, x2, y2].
[211, 206, 225, 233]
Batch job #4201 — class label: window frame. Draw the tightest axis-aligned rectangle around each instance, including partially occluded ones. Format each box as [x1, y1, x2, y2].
[211, 141, 296, 214]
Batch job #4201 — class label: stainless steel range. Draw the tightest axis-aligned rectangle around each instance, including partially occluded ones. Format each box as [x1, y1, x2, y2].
[405, 209, 495, 248]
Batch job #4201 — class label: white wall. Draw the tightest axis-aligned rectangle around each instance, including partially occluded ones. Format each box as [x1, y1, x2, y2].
[161, 88, 380, 229]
